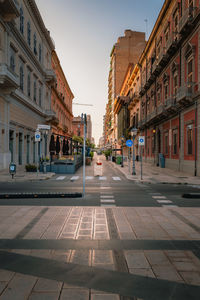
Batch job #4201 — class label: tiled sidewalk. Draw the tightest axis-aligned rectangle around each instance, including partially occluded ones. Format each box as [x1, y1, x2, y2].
[0, 206, 200, 299]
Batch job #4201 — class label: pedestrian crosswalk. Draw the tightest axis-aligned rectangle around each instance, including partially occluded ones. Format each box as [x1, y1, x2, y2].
[55, 176, 122, 181]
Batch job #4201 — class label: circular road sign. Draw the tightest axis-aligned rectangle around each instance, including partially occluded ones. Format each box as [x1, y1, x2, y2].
[126, 139, 133, 147]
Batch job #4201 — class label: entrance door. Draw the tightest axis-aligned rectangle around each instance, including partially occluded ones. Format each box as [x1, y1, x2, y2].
[9, 130, 14, 162]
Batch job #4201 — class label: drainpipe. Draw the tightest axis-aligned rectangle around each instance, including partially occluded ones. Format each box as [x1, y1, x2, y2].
[194, 100, 197, 176]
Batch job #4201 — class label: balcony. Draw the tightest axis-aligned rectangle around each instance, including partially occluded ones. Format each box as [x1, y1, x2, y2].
[0, 0, 20, 21]
[179, 7, 198, 34]
[165, 34, 179, 55]
[45, 110, 59, 124]
[157, 47, 168, 66]
[45, 69, 56, 84]
[0, 63, 19, 90]
[176, 86, 193, 105]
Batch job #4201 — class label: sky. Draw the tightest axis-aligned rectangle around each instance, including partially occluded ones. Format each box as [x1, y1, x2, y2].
[35, 0, 164, 145]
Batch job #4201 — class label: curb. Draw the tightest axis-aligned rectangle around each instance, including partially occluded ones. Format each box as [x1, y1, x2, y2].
[0, 192, 82, 199]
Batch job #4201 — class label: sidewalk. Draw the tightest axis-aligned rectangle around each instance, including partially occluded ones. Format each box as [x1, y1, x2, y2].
[110, 157, 200, 185]
[0, 165, 55, 182]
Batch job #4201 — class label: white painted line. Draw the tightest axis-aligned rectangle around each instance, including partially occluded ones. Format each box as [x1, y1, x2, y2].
[99, 177, 107, 180]
[101, 204, 116, 207]
[56, 176, 66, 180]
[70, 176, 79, 181]
[100, 187, 112, 189]
[112, 177, 121, 181]
[152, 196, 167, 199]
[162, 205, 178, 208]
[157, 200, 173, 203]
[100, 199, 115, 203]
[100, 195, 114, 198]
[86, 176, 94, 180]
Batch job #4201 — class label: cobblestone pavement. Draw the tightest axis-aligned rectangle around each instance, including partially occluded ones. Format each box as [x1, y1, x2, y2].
[0, 206, 200, 299]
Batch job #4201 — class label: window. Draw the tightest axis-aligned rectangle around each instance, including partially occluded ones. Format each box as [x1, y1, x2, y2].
[19, 65, 24, 91]
[33, 79, 37, 102]
[165, 23, 170, 44]
[27, 22, 31, 46]
[27, 71, 31, 97]
[173, 70, 178, 95]
[157, 84, 161, 103]
[34, 33, 37, 55]
[187, 125, 193, 155]
[20, 8, 24, 34]
[10, 46, 16, 72]
[165, 133, 168, 154]
[164, 82, 168, 101]
[39, 44, 42, 62]
[173, 129, 178, 155]
[39, 86, 42, 107]
[187, 58, 193, 85]
[173, 9, 179, 40]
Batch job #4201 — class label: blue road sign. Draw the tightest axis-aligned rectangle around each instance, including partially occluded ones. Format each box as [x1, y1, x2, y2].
[139, 136, 145, 146]
[126, 139, 133, 147]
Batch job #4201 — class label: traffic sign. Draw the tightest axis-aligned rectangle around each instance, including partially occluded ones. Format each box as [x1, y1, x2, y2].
[126, 139, 133, 147]
[35, 131, 41, 142]
[139, 136, 145, 146]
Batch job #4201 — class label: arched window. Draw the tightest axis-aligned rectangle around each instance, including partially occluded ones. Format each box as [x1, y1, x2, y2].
[27, 22, 31, 46]
[20, 8, 24, 34]
[33, 33, 37, 55]
[20, 65, 24, 91]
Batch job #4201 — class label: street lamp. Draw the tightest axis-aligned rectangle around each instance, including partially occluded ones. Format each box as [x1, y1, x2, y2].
[121, 136, 125, 167]
[114, 138, 117, 162]
[131, 128, 137, 175]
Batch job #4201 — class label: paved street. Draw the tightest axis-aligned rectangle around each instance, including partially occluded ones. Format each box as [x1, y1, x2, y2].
[0, 156, 200, 299]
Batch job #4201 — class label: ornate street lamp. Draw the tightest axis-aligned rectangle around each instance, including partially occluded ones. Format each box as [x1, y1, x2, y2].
[121, 136, 125, 167]
[131, 128, 138, 175]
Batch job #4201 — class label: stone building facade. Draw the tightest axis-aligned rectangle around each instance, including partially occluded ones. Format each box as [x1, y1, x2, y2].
[105, 30, 146, 146]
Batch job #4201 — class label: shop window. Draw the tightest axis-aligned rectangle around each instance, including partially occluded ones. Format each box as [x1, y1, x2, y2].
[164, 133, 168, 154]
[187, 125, 193, 155]
[173, 129, 178, 155]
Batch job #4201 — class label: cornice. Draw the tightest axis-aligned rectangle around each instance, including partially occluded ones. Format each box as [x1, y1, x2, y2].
[26, 0, 55, 50]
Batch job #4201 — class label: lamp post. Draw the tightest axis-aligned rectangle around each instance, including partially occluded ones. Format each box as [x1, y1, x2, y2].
[121, 136, 125, 167]
[131, 128, 137, 175]
[114, 138, 117, 162]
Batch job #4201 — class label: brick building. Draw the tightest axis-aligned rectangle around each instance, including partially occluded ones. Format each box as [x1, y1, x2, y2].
[113, 0, 200, 176]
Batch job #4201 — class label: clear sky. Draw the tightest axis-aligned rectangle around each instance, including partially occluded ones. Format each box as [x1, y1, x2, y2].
[35, 0, 164, 145]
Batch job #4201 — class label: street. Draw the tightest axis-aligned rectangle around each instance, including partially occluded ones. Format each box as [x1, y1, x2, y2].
[0, 156, 200, 300]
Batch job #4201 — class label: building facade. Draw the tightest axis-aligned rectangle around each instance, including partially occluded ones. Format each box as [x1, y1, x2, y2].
[112, 0, 200, 176]
[106, 30, 146, 146]
[86, 114, 92, 142]
[0, 0, 56, 170]
[51, 50, 74, 139]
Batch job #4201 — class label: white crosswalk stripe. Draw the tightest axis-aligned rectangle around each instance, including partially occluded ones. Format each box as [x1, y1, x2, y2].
[99, 176, 107, 180]
[112, 177, 121, 181]
[56, 176, 66, 180]
[70, 176, 79, 181]
[157, 200, 172, 203]
[86, 176, 93, 180]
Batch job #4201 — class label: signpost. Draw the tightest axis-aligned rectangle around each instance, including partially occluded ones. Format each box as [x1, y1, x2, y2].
[126, 139, 133, 173]
[138, 136, 145, 180]
[36, 125, 51, 173]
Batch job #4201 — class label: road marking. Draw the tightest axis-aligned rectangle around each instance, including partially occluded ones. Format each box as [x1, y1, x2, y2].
[162, 205, 178, 207]
[100, 199, 115, 203]
[70, 176, 79, 181]
[152, 196, 167, 199]
[101, 204, 116, 207]
[100, 195, 114, 198]
[157, 200, 173, 203]
[99, 176, 107, 180]
[100, 187, 112, 189]
[86, 176, 93, 180]
[56, 176, 66, 180]
[112, 177, 121, 181]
